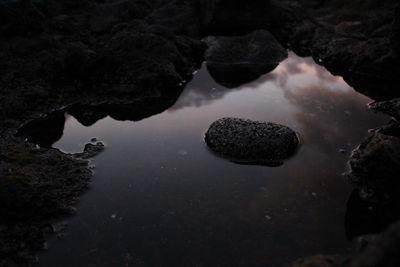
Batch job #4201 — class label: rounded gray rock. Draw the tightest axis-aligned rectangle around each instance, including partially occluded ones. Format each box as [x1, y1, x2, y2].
[205, 117, 299, 166]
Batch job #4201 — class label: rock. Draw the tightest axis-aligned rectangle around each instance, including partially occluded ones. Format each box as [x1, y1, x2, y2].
[347, 98, 400, 204]
[96, 21, 206, 93]
[205, 118, 299, 166]
[346, 130, 400, 202]
[90, 0, 132, 33]
[204, 30, 288, 87]
[74, 141, 105, 159]
[349, 221, 400, 267]
[291, 221, 400, 267]
[286, 0, 400, 100]
[0, 135, 92, 266]
[369, 98, 400, 121]
[345, 189, 400, 240]
[57, 42, 97, 82]
[16, 111, 66, 148]
[291, 254, 343, 267]
[0, 0, 45, 37]
[204, 0, 272, 35]
[391, 5, 400, 55]
[146, 1, 201, 37]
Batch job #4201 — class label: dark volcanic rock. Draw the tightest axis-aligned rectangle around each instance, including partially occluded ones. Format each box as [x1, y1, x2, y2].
[391, 5, 400, 55]
[0, 135, 92, 266]
[292, 221, 400, 267]
[349, 221, 400, 267]
[291, 254, 343, 267]
[204, 30, 288, 87]
[16, 111, 66, 148]
[205, 118, 299, 166]
[73, 141, 105, 159]
[286, 0, 400, 100]
[345, 189, 400, 240]
[96, 21, 206, 94]
[346, 129, 400, 202]
[204, 0, 272, 35]
[369, 99, 400, 121]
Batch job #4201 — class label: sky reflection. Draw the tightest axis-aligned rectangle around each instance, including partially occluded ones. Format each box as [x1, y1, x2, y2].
[38, 53, 389, 267]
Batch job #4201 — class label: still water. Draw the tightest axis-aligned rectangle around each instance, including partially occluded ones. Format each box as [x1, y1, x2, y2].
[37, 53, 389, 266]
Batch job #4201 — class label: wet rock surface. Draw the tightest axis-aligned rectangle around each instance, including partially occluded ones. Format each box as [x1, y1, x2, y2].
[205, 118, 299, 166]
[204, 30, 288, 87]
[73, 141, 105, 159]
[0, 135, 92, 266]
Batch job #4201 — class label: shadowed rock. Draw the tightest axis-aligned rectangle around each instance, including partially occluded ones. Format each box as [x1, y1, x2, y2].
[291, 254, 343, 267]
[16, 111, 66, 148]
[346, 127, 400, 202]
[205, 117, 299, 166]
[348, 221, 400, 267]
[346, 100, 400, 203]
[73, 141, 105, 159]
[345, 189, 400, 240]
[369, 99, 400, 121]
[292, 221, 400, 267]
[204, 30, 288, 87]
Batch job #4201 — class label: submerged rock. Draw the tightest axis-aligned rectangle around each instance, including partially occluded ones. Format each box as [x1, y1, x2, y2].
[74, 141, 105, 159]
[204, 30, 288, 87]
[205, 118, 299, 166]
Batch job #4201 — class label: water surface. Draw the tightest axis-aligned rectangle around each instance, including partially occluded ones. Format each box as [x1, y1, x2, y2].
[37, 53, 389, 266]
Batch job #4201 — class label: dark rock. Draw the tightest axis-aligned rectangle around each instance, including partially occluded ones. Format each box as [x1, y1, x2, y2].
[96, 21, 206, 94]
[205, 117, 299, 166]
[90, 0, 132, 33]
[286, 0, 400, 100]
[204, 30, 288, 87]
[0, 0, 45, 37]
[345, 189, 400, 240]
[0, 135, 92, 265]
[16, 111, 66, 148]
[369, 98, 400, 121]
[291, 254, 343, 267]
[146, 1, 201, 37]
[292, 221, 400, 267]
[346, 130, 400, 202]
[391, 5, 400, 55]
[56, 42, 97, 82]
[349, 221, 400, 267]
[74, 141, 105, 159]
[68, 105, 108, 127]
[204, 0, 272, 35]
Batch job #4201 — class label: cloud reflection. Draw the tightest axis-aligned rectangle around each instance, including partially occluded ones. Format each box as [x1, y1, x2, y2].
[170, 52, 347, 111]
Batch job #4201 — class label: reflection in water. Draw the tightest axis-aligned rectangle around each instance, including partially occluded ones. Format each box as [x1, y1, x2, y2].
[17, 111, 66, 148]
[29, 53, 390, 267]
